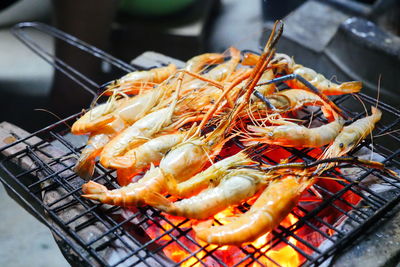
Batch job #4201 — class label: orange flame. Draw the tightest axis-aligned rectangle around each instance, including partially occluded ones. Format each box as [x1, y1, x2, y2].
[145, 210, 302, 267]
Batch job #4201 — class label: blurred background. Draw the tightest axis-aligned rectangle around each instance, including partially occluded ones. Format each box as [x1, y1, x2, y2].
[0, 0, 399, 266]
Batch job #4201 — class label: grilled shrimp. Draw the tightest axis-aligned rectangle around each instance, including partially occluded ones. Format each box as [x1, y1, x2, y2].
[146, 169, 271, 220]
[166, 152, 255, 198]
[242, 116, 345, 147]
[245, 52, 362, 95]
[72, 84, 170, 135]
[105, 64, 177, 95]
[82, 165, 165, 206]
[109, 133, 185, 185]
[83, 22, 281, 206]
[284, 61, 362, 95]
[184, 47, 241, 92]
[74, 117, 126, 179]
[185, 53, 225, 73]
[318, 107, 382, 171]
[113, 86, 169, 124]
[193, 175, 312, 245]
[100, 106, 175, 168]
[137, 26, 279, 204]
[71, 97, 123, 135]
[82, 136, 210, 206]
[109, 133, 185, 169]
[85, 62, 256, 205]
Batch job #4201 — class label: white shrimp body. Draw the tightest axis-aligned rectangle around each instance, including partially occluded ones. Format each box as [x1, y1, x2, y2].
[109, 133, 185, 169]
[71, 99, 123, 135]
[287, 63, 362, 95]
[159, 139, 209, 182]
[243, 117, 345, 147]
[147, 170, 269, 219]
[318, 107, 382, 172]
[193, 175, 312, 245]
[185, 53, 224, 73]
[100, 107, 173, 168]
[168, 152, 254, 198]
[115, 87, 166, 124]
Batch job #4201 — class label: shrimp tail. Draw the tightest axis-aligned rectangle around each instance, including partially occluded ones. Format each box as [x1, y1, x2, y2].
[74, 152, 96, 180]
[229, 46, 241, 61]
[144, 191, 174, 211]
[371, 106, 380, 115]
[337, 81, 362, 95]
[109, 154, 136, 169]
[81, 181, 108, 201]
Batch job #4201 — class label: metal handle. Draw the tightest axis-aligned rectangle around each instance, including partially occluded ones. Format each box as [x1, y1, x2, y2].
[11, 22, 137, 99]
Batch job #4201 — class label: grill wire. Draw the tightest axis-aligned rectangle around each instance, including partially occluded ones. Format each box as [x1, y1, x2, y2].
[1, 22, 400, 267]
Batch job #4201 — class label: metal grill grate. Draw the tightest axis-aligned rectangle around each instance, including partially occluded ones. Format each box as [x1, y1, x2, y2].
[1, 22, 400, 267]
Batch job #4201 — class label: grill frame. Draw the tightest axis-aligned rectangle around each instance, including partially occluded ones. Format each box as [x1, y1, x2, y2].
[1, 22, 400, 267]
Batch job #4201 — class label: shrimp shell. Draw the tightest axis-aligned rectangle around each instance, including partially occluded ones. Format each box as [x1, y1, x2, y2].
[185, 53, 224, 73]
[109, 133, 185, 170]
[71, 98, 124, 135]
[318, 107, 382, 172]
[248, 52, 362, 95]
[286, 63, 362, 95]
[243, 117, 345, 148]
[105, 64, 177, 95]
[167, 152, 254, 198]
[146, 169, 269, 220]
[74, 117, 126, 179]
[193, 175, 312, 246]
[100, 107, 173, 168]
[82, 165, 165, 206]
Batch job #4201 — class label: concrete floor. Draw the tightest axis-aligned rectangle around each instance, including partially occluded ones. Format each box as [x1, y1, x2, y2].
[0, 185, 69, 267]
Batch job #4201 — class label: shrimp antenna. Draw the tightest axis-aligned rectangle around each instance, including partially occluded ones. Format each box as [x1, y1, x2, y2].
[34, 108, 72, 130]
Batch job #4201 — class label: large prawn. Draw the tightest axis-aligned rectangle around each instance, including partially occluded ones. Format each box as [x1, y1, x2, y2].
[317, 106, 382, 172]
[242, 116, 345, 148]
[246, 52, 362, 95]
[74, 117, 126, 179]
[165, 151, 255, 198]
[82, 164, 165, 206]
[267, 89, 335, 119]
[276, 54, 362, 95]
[104, 64, 177, 95]
[193, 174, 312, 245]
[146, 169, 273, 220]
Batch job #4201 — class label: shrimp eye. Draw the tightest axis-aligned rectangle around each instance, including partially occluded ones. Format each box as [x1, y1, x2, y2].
[339, 143, 344, 148]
